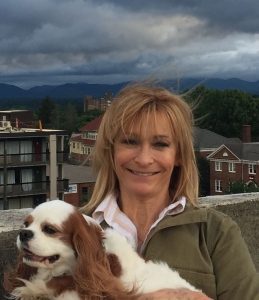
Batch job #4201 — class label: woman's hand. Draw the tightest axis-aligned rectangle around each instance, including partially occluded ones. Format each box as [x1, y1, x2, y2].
[138, 288, 212, 300]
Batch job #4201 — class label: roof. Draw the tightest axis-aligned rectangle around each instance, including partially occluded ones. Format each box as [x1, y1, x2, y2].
[208, 142, 259, 161]
[63, 163, 96, 183]
[193, 127, 240, 149]
[228, 143, 259, 160]
[0, 128, 68, 138]
[80, 115, 103, 132]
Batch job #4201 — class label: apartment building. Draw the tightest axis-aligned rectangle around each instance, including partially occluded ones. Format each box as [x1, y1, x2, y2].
[84, 92, 112, 112]
[0, 120, 68, 209]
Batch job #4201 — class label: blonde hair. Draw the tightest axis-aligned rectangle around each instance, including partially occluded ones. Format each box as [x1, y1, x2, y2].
[81, 82, 199, 214]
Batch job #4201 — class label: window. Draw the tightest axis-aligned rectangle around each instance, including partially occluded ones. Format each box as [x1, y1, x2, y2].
[248, 164, 256, 174]
[215, 180, 222, 192]
[228, 162, 236, 173]
[72, 142, 75, 149]
[81, 187, 89, 203]
[215, 161, 222, 171]
[86, 147, 91, 155]
[87, 132, 98, 140]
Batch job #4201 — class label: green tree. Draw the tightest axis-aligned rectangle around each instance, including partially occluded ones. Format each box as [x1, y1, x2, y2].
[226, 181, 259, 194]
[77, 109, 103, 129]
[186, 87, 259, 139]
[196, 155, 210, 196]
[61, 103, 78, 135]
[37, 97, 56, 128]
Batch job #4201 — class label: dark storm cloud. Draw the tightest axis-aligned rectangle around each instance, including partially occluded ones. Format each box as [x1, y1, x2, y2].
[0, 0, 258, 87]
[99, 0, 259, 33]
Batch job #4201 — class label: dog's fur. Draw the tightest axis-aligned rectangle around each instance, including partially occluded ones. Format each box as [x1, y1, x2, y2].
[5, 200, 199, 299]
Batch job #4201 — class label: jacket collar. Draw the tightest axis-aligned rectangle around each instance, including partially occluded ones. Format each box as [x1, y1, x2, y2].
[155, 204, 208, 229]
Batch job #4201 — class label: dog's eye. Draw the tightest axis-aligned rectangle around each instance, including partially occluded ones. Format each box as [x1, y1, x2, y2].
[43, 225, 57, 235]
[23, 221, 29, 228]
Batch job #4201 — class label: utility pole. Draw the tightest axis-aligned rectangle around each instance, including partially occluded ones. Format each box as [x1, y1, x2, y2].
[3, 146, 8, 210]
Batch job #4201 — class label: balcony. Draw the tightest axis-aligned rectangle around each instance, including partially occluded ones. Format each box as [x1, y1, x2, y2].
[0, 178, 69, 198]
[0, 151, 68, 167]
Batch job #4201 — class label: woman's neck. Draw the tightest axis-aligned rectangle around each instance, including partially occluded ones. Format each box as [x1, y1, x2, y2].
[119, 192, 169, 243]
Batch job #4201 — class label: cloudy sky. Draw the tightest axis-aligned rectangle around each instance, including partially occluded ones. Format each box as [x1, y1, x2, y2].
[0, 0, 259, 88]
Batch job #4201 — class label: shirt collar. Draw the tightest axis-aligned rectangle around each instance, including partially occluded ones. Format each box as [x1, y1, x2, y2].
[92, 193, 186, 250]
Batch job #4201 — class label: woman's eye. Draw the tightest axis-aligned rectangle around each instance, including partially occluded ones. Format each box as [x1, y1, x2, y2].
[154, 142, 169, 148]
[43, 225, 57, 235]
[122, 138, 138, 145]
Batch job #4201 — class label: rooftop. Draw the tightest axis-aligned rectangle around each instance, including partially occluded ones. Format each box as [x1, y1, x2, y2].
[63, 163, 96, 184]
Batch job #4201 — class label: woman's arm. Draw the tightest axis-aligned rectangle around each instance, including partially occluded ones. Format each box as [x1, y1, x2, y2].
[138, 288, 212, 299]
[208, 211, 259, 299]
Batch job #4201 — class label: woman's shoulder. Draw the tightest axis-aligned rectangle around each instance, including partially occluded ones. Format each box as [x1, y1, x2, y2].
[159, 204, 238, 233]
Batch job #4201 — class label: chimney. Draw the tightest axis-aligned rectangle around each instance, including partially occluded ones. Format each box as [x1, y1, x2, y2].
[242, 124, 251, 143]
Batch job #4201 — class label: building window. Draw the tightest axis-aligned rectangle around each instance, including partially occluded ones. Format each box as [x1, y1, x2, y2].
[72, 142, 75, 149]
[84, 147, 91, 155]
[228, 162, 236, 173]
[248, 164, 256, 174]
[215, 180, 222, 192]
[215, 161, 222, 171]
[81, 187, 89, 204]
[87, 132, 98, 140]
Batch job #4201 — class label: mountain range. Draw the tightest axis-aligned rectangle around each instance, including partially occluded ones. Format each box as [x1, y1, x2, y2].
[0, 78, 259, 101]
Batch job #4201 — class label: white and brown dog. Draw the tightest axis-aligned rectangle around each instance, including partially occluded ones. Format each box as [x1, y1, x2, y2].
[5, 200, 203, 300]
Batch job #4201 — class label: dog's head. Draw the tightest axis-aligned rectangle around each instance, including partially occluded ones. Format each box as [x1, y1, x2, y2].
[9, 200, 134, 299]
[17, 200, 102, 275]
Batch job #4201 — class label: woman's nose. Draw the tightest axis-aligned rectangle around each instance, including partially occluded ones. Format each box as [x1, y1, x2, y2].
[134, 145, 154, 165]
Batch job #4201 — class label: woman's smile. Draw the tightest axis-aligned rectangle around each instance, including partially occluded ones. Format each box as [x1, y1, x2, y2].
[126, 168, 160, 176]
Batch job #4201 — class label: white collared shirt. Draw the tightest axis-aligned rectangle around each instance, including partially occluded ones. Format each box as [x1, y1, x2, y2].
[92, 194, 186, 253]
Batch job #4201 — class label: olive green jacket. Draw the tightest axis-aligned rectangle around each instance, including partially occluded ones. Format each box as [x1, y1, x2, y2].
[140, 205, 259, 300]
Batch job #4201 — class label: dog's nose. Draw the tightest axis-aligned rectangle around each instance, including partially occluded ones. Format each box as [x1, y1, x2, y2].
[19, 229, 34, 242]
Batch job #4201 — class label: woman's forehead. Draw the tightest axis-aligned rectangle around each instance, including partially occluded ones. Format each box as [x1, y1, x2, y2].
[120, 112, 174, 137]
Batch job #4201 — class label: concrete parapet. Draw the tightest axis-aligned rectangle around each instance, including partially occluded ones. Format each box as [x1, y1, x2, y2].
[0, 194, 259, 297]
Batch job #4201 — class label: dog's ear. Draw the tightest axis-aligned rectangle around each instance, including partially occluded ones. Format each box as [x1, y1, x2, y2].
[71, 212, 135, 299]
[3, 254, 37, 293]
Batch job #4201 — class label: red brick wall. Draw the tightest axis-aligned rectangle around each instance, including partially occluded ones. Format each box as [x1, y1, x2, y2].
[210, 161, 259, 195]
[64, 182, 95, 207]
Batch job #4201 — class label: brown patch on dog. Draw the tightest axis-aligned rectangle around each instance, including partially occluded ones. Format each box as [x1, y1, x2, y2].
[24, 214, 34, 226]
[107, 253, 122, 277]
[47, 275, 75, 296]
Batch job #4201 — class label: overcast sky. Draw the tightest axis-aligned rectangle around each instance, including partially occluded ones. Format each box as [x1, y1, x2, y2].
[0, 0, 258, 88]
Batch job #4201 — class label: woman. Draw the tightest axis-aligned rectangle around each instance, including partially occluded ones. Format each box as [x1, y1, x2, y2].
[81, 83, 259, 299]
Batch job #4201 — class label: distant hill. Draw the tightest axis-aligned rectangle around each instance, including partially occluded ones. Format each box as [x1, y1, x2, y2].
[0, 78, 258, 102]
[164, 78, 259, 95]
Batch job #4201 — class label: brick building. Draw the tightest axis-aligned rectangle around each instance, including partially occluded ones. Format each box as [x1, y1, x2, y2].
[208, 125, 259, 195]
[84, 92, 112, 112]
[63, 163, 96, 207]
[0, 110, 35, 128]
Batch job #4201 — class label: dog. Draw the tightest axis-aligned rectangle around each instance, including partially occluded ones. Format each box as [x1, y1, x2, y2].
[5, 200, 202, 300]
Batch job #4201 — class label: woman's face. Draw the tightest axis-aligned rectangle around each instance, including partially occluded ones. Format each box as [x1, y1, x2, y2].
[114, 113, 179, 200]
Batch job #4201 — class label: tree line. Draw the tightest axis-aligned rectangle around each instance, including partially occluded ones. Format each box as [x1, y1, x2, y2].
[185, 86, 259, 140]
[37, 97, 102, 135]
[3, 86, 259, 139]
